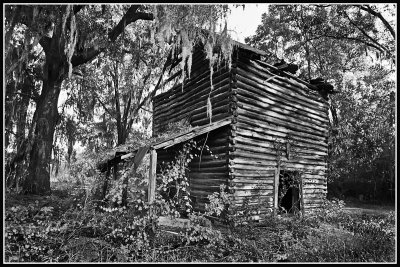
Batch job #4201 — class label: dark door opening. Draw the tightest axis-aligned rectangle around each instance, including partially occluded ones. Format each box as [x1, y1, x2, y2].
[278, 170, 301, 214]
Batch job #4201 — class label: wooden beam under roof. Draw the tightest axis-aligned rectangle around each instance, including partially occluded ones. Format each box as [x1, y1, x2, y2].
[113, 117, 232, 163]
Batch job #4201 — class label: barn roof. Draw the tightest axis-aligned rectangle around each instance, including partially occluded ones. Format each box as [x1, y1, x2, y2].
[231, 41, 327, 93]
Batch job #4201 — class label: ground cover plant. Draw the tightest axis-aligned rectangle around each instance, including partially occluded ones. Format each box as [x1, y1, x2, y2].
[5, 172, 395, 263]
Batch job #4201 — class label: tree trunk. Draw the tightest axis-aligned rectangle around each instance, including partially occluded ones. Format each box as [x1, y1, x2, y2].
[5, 82, 15, 149]
[5, 74, 35, 190]
[23, 59, 65, 194]
[13, 77, 35, 189]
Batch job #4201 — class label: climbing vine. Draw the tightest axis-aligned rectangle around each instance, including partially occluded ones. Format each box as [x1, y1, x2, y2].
[157, 139, 217, 217]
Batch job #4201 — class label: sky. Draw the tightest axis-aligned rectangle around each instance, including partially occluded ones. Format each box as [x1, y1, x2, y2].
[226, 4, 268, 42]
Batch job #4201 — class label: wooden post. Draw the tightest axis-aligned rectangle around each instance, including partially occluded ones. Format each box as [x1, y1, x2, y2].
[148, 149, 157, 204]
[300, 174, 304, 214]
[273, 166, 280, 215]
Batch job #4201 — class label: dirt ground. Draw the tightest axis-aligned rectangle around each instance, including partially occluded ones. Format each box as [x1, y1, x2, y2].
[343, 201, 395, 216]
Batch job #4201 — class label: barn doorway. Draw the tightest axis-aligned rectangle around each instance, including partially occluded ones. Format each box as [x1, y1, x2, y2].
[278, 170, 301, 214]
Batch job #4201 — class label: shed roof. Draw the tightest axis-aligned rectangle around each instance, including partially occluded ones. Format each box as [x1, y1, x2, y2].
[97, 117, 232, 172]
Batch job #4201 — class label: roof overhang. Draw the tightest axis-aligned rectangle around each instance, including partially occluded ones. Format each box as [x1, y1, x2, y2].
[98, 118, 232, 171]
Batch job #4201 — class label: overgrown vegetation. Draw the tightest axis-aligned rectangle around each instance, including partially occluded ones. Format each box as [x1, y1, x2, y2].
[5, 188, 395, 262]
[5, 144, 395, 263]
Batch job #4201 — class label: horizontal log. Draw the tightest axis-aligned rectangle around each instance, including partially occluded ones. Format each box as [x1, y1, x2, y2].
[233, 190, 274, 197]
[302, 184, 327, 190]
[237, 107, 328, 138]
[190, 101, 231, 122]
[186, 165, 228, 173]
[189, 172, 227, 178]
[233, 142, 324, 160]
[303, 198, 325, 204]
[154, 69, 230, 113]
[230, 164, 327, 172]
[232, 149, 327, 166]
[154, 62, 228, 104]
[303, 177, 327, 182]
[236, 118, 327, 147]
[237, 93, 328, 129]
[236, 77, 327, 119]
[153, 91, 231, 131]
[232, 177, 275, 184]
[303, 190, 327, 195]
[231, 169, 277, 176]
[235, 87, 328, 127]
[303, 179, 326, 185]
[154, 96, 231, 129]
[237, 58, 325, 103]
[236, 122, 328, 152]
[302, 173, 327, 178]
[235, 135, 328, 156]
[229, 202, 274, 210]
[189, 160, 227, 169]
[190, 179, 227, 187]
[232, 184, 274, 191]
[191, 112, 232, 127]
[236, 66, 327, 112]
[190, 153, 228, 162]
[153, 78, 231, 121]
[230, 197, 274, 205]
[251, 59, 325, 98]
[231, 158, 327, 169]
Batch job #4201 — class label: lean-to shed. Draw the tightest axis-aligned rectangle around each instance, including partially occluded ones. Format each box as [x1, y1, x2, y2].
[152, 41, 332, 216]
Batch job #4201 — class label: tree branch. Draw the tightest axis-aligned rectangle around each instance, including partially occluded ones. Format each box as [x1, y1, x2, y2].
[71, 6, 153, 67]
[320, 34, 385, 54]
[343, 11, 389, 54]
[357, 5, 395, 39]
[127, 48, 173, 131]
[94, 93, 115, 119]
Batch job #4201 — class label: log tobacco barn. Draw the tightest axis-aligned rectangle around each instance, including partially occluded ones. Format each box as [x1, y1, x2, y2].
[151, 41, 332, 217]
[99, 41, 333, 218]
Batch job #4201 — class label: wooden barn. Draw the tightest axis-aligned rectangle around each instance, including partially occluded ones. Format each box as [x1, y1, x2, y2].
[98, 40, 333, 218]
[151, 41, 332, 217]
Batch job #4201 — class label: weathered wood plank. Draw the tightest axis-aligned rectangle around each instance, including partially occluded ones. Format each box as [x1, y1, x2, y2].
[237, 107, 328, 137]
[274, 168, 280, 211]
[235, 135, 328, 156]
[235, 67, 327, 113]
[148, 149, 157, 204]
[236, 119, 328, 147]
[237, 58, 325, 102]
[237, 93, 329, 128]
[235, 78, 327, 118]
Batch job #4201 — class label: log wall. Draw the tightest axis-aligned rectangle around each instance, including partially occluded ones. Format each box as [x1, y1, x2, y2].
[229, 49, 329, 213]
[153, 47, 235, 212]
[153, 44, 330, 215]
[153, 47, 234, 135]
